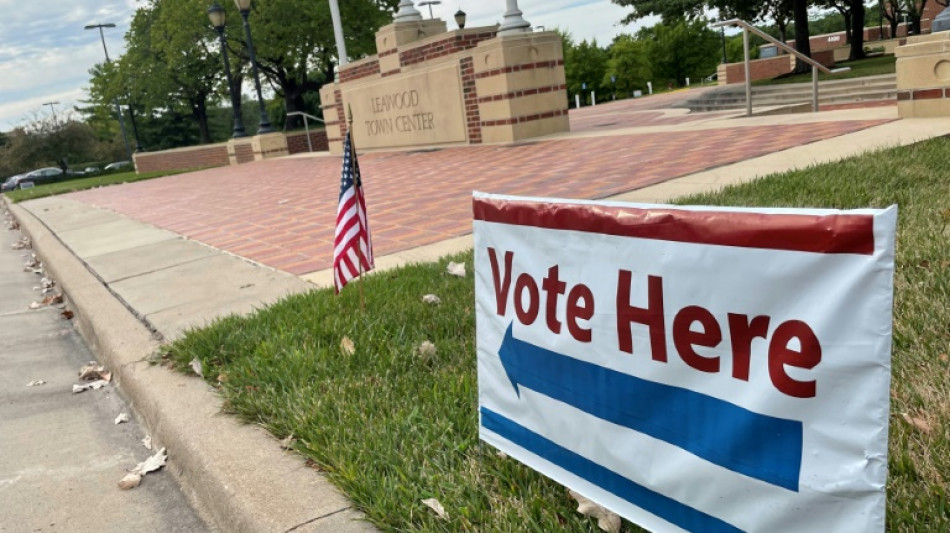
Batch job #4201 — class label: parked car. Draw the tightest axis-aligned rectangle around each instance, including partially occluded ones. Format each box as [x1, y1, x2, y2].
[1, 174, 25, 192]
[103, 161, 131, 171]
[84, 166, 100, 175]
[20, 167, 65, 187]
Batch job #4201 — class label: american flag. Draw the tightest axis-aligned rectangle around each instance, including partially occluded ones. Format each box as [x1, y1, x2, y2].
[333, 131, 374, 293]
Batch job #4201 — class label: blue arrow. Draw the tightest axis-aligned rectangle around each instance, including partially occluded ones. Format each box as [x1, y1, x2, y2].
[496, 323, 802, 491]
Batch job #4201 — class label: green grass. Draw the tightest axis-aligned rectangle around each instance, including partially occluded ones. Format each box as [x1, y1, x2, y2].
[2, 169, 188, 203]
[166, 137, 950, 531]
[753, 54, 896, 86]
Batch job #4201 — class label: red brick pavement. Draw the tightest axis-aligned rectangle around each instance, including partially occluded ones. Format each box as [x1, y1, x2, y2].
[68, 119, 890, 276]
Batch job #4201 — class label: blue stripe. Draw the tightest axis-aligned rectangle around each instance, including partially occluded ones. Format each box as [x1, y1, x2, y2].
[481, 407, 744, 533]
[498, 324, 803, 491]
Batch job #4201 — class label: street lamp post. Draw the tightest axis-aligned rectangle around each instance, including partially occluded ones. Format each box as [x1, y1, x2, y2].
[84, 23, 134, 159]
[233, 0, 273, 134]
[42, 101, 59, 122]
[497, 0, 531, 35]
[208, 3, 247, 137]
[720, 26, 728, 63]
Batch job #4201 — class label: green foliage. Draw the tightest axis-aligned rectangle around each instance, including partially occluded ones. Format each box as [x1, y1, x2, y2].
[603, 35, 652, 95]
[564, 39, 609, 100]
[638, 18, 720, 87]
[0, 118, 114, 178]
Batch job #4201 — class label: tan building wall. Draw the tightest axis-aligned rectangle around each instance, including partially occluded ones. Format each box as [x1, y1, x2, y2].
[896, 31, 950, 118]
[321, 22, 569, 154]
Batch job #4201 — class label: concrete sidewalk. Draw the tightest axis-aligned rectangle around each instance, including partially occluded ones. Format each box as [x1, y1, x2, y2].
[5, 103, 950, 531]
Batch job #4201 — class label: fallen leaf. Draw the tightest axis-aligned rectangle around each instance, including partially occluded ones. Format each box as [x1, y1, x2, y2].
[115, 413, 130, 425]
[416, 341, 437, 358]
[61, 309, 74, 320]
[79, 362, 111, 382]
[189, 358, 204, 378]
[142, 435, 153, 450]
[72, 379, 110, 394]
[340, 336, 356, 356]
[901, 412, 932, 433]
[26, 380, 47, 387]
[446, 262, 466, 277]
[421, 498, 449, 520]
[280, 434, 295, 450]
[28, 302, 41, 310]
[277, 199, 289, 205]
[118, 472, 142, 490]
[569, 490, 621, 533]
[217, 373, 228, 383]
[496, 450, 508, 459]
[940, 354, 948, 363]
[422, 294, 442, 305]
[133, 447, 168, 476]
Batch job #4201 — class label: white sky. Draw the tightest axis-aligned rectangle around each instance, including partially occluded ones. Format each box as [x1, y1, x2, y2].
[0, 0, 652, 131]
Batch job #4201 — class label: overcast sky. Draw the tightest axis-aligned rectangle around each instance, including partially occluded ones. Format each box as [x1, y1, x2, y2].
[0, 0, 652, 131]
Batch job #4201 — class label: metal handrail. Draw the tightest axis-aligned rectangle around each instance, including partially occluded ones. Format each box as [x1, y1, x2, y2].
[284, 111, 325, 152]
[712, 19, 850, 115]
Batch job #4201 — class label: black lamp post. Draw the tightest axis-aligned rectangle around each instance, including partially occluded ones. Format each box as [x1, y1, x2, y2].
[209, 3, 246, 137]
[720, 26, 728, 64]
[454, 9, 466, 29]
[233, 0, 272, 134]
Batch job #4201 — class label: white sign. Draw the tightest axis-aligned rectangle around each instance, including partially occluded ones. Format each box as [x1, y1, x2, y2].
[474, 193, 896, 533]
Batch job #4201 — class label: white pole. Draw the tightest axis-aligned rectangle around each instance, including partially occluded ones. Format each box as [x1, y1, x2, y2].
[647, 81, 653, 95]
[575, 94, 580, 108]
[591, 91, 596, 106]
[328, 0, 348, 67]
[498, 0, 531, 35]
[686, 77, 690, 86]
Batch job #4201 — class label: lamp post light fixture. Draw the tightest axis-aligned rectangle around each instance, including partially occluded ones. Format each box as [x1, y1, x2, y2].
[233, 0, 273, 134]
[497, 0, 531, 35]
[208, 2, 247, 137]
[84, 23, 135, 158]
[454, 9, 466, 29]
[42, 101, 59, 122]
[419, 1, 441, 19]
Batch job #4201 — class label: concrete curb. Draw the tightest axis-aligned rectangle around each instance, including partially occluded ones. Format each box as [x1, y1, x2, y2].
[5, 196, 375, 533]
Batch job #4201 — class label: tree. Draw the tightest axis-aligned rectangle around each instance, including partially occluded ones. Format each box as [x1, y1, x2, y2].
[565, 39, 609, 102]
[603, 35, 653, 96]
[762, 0, 795, 43]
[792, 0, 813, 73]
[611, 0, 708, 23]
[638, 18, 720, 87]
[905, 0, 931, 35]
[879, 0, 903, 37]
[230, 0, 398, 129]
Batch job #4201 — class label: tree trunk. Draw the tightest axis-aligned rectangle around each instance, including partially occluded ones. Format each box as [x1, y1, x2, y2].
[192, 98, 211, 144]
[793, 0, 812, 73]
[850, 1, 867, 61]
[843, 12, 853, 43]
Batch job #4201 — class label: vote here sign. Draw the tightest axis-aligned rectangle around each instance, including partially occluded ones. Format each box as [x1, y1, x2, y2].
[473, 192, 896, 533]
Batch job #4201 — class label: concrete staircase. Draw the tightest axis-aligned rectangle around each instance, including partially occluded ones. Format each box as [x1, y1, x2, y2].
[680, 73, 896, 113]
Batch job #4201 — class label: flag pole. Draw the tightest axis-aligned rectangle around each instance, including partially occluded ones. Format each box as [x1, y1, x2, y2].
[347, 104, 365, 313]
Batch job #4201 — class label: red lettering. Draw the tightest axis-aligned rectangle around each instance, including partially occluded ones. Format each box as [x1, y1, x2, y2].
[566, 284, 594, 342]
[514, 273, 540, 325]
[768, 321, 821, 398]
[488, 248, 513, 316]
[616, 271, 667, 362]
[728, 314, 771, 381]
[542, 265, 566, 334]
[673, 306, 722, 373]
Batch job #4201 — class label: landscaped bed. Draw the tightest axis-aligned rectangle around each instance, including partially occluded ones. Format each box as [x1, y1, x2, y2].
[166, 137, 950, 531]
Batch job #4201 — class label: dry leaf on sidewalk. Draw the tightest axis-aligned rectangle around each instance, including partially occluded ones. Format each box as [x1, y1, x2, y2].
[72, 380, 110, 393]
[340, 336, 356, 356]
[280, 434, 295, 450]
[422, 294, 442, 305]
[142, 435, 153, 450]
[79, 362, 111, 382]
[421, 498, 448, 520]
[119, 448, 167, 490]
[61, 309, 74, 320]
[569, 490, 621, 533]
[28, 301, 42, 310]
[115, 413, 130, 425]
[26, 380, 47, 387]
[189, 358, 204, 378]
[446, 262, 466, 277]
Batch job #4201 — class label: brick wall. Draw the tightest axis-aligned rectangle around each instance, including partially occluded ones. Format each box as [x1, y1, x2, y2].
[286, 130, 330, 154]
[399, 31, 497, 67]
[133, 143, 230, 173]
[339, 59, 381, 83]
[460, 56, 482, 144]
[720, 50, 835, 84]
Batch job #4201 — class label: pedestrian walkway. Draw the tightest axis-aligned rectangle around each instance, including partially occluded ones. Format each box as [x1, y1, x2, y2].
[66, 110, 892, 277]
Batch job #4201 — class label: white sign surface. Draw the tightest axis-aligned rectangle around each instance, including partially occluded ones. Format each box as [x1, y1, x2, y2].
[474, 192, 896, 533]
